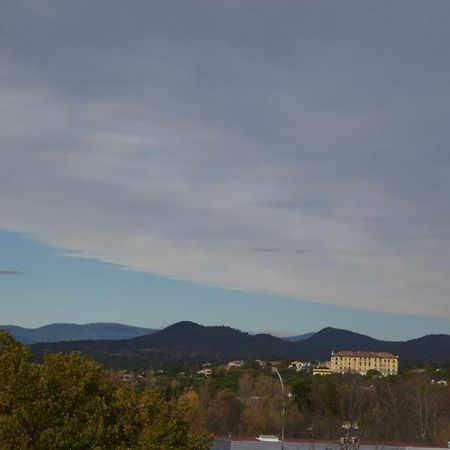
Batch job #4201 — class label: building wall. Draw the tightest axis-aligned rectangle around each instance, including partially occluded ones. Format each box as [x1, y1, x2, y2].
[330, 352, 399, 376]
[313, 368, 332, 376]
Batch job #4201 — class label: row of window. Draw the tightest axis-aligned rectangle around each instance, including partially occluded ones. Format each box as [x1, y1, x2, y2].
[333, 361, 396, 365]
[333, 358, 396, 362]
[336, 368, 395, 373]
[333, 357, 396, 362]
[335, 365, 392, 368]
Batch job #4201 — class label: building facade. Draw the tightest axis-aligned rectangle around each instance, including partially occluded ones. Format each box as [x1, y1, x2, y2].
[330, 351, 399, 376]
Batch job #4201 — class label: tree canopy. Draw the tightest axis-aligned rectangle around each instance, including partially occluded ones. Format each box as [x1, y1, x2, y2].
[0, 332, 212, 450]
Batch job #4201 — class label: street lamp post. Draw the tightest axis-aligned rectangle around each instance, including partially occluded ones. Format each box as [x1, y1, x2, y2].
[273, 367, 285, 450]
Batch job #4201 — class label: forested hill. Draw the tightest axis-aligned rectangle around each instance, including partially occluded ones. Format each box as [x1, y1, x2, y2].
[30, 321, 450, 368]
[301, 327, 450, 361]
[31, 321, 299, 367]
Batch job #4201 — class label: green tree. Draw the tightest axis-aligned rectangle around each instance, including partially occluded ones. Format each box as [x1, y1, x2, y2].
[0, 332, 212, 450]
[292, 377, 313, 410]
[0, 331, 39, 449]
[31, 352, 117, 450]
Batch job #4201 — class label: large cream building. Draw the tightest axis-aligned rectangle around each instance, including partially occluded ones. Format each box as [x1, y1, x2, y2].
[330, 351, 399, 376]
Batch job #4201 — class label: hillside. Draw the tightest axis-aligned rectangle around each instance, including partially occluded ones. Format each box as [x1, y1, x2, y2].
[30, 322, 450, 368]
[31, 321, 299, 368]
[1, 323, 155, 344]
[297, 327, 450, 362]
[298, 327, 392, 360]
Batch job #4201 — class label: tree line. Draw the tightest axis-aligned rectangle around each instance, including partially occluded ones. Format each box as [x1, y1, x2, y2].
[146, 362, 450, 444]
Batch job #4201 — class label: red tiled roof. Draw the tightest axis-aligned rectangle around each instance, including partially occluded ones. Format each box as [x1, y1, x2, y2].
[215, 436, 446, 448]
[332, 351, 398, 358]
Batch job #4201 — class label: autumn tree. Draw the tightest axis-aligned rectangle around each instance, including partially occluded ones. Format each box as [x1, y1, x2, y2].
[0, 332, 212, 450]
[115, 386, 212, 450]
[239, 374, 283, 436]
[0, 331, 39, 449]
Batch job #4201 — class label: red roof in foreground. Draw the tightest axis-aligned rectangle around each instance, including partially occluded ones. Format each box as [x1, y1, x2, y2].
[215, 436, 446, 448]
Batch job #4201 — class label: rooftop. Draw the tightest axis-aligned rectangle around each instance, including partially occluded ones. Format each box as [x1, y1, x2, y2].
[214, 436, 447, 449]
[332, 351, 398, 358]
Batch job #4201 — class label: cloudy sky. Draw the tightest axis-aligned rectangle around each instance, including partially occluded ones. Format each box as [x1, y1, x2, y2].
[1, 1, 449, 338]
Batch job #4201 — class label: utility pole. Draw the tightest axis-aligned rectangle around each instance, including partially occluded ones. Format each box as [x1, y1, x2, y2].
[273, 367, 285, 450]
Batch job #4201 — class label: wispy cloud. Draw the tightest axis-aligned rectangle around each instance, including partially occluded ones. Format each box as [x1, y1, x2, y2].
[0, 270, 23, 276]
[0, 1, 449, 318]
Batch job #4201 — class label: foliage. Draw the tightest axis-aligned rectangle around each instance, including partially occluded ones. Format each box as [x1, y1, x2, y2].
[175, 362, 450, 444]
[6, 326, 450, 445]
[0, 332, 212, 450]
[114, 386, 212, 450]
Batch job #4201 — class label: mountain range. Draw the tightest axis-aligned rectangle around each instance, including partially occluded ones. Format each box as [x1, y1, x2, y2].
[1, 322, 313, 344]
[29, 321, 450, 368]
[0, 323, 155, 344]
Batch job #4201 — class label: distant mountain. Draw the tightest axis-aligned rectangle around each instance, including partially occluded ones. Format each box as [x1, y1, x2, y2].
[1, 323, 155, 344]
[31, 321, 299, 368]
[135, 321, 295, 359]
[298, 327, 450, 362]
[393, 334, 450, 363]
[30, 322, 450, 368]
[303, 327, 384, 357]
[0, 326, 36, 345]
[284, 332, 316, 342]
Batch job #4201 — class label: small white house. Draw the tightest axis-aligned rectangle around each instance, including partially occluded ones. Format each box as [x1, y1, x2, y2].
[227, 360, 245, 369]
[197, 368, 212, 377]
[289, 361, 311, 371]
[431, 379, 448, 386]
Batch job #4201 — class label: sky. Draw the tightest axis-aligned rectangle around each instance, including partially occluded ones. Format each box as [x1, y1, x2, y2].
[0, 1, 449, 339]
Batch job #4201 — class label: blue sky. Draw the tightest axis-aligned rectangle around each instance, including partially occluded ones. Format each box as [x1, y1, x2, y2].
[1, 1, 450, 339]
[1, 231, 448, 340]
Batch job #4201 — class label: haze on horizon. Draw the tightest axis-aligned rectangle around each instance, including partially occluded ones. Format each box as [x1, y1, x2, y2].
[1, 1, 450, 336]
